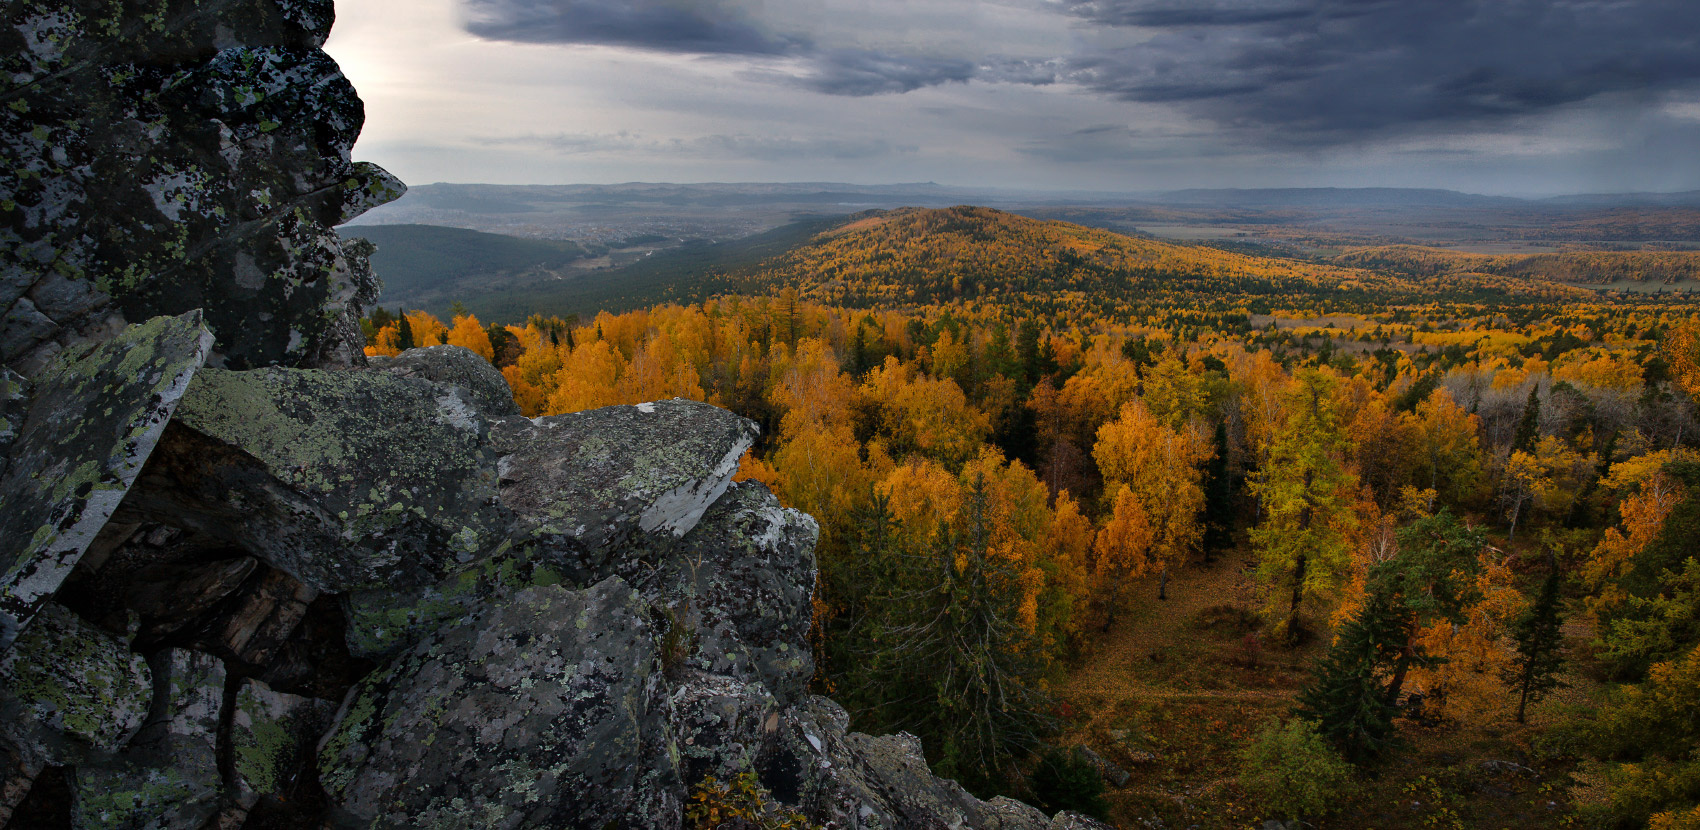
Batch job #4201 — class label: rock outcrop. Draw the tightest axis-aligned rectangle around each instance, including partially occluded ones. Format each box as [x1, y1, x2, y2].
[0, 1, 1109, 828]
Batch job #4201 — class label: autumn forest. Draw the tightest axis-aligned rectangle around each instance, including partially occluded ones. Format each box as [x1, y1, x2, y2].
[362, 207, 1700, 829]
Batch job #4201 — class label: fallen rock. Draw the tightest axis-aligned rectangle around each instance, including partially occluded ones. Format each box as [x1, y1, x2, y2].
[1076, 744, 1132, 787]
[69, 650, 226, 830]
[0, 312, 213, 650]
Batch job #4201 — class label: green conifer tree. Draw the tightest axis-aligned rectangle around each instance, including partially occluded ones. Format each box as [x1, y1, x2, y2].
[1506, 558, 1566, 723]
[1295, 586, 1412, 764]
[396, 312, 416, 351]
[1512, 384, 1542, 453]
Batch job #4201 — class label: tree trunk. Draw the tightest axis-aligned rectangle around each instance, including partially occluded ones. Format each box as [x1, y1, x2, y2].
[1385, 641, 1413, 708]
[1158, 567, 1169, 601]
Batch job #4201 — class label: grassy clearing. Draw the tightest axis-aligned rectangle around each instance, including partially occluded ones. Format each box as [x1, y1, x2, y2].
[1053, 545, 1599, 829]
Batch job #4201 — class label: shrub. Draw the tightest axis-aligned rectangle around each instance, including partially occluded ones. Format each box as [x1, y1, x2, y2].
[686, 772, 818, 830]
[1030, 749, 1109, 820]
[1237, 719, 1356, 823]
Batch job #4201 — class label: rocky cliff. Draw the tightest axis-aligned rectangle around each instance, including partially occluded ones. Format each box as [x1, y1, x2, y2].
[0, 1, 1104, 827]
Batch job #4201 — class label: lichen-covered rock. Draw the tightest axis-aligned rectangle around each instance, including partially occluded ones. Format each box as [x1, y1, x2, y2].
[0, 311, 212, 651]
[790, 696, 990, 829]
[231, 679, 333, 809]
[0, 0, 403, 374]
[652, 481, 819, 703]
[369, 345, 522, 420]
[0, 603, 152, 770]
[492, 399, 758, 584]
[126, 366, 510, 593]
[338, 400, 761, 658]
[0, 369, 26, 474]
[983, 796, 1052, 829]
[339, 540, 550, 659]
[667, 671, 786, 792]
[68, 650, 227, 830]
[319, 578, 678, 828]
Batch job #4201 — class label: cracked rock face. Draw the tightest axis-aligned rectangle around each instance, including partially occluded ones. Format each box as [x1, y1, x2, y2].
[651, 481, 820, 703]
[369, 345, 523, 421]
[0, 0, 403, 375]
[493, 399, 759, 576]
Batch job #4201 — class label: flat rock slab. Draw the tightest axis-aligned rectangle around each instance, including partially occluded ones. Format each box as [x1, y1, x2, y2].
[0, 311, 212, 652]
[319, 579, 671, 829]
[340, 400, 760, 658]
[139, 366, 509, 593]
[493, 399, 758, 583]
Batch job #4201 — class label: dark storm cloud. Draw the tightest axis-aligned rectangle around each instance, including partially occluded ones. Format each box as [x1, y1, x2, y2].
[462, 0, 800, 54]
[796, 49, 978, 96]
[462, 0, 1049, 96]
[1063, 0, 1700, 142]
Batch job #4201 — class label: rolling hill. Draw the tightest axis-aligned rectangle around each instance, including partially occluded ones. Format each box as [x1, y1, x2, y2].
[337, 224, 592, 313]
[693, 206, 1601, 309]
[697, 206, 1404, 307]
[351, 207, 1626, 324]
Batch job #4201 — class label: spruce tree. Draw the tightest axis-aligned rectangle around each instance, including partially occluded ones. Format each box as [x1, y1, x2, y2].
[1202, 421, 1234, 561]
[1295, 587, 1412, 764]
[1506, 559, 1566, 723]
[396, 312, 416, 351]
[850, 320, 869, 376]
[874, 476, 1051, 791]
[1512, 384, 1542, 453]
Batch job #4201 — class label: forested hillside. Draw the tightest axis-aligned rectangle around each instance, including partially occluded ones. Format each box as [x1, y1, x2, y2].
[1334, 244, 1700, 286]
[361, 210, 1700, 829]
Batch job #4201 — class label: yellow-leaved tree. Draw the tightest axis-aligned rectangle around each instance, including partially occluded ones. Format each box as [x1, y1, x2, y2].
[445, 313, 495, 362]
[1249, 369, 1363, 641]
[1093, 399, 1209, 600]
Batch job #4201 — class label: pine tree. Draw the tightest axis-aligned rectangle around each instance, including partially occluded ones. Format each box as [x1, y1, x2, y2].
[850, 320, 869, 376]
[878, 476, 1051, 791]
[1506, 558, 1566, 723]
[1203, 421, 1234, 562]
[396, 312, 416, 351]
[1512, 384, 1542, 454]
[1016, 319, 1043, 386]
[1295, 586, 1412, 764]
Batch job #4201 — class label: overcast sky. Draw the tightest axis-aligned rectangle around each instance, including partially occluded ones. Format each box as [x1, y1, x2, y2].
[325, 0, 1700, 195]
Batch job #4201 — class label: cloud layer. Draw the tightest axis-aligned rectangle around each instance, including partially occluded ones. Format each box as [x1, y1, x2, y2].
[1064, 0, 1700, 142]
[462, 0, 1700, 144]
